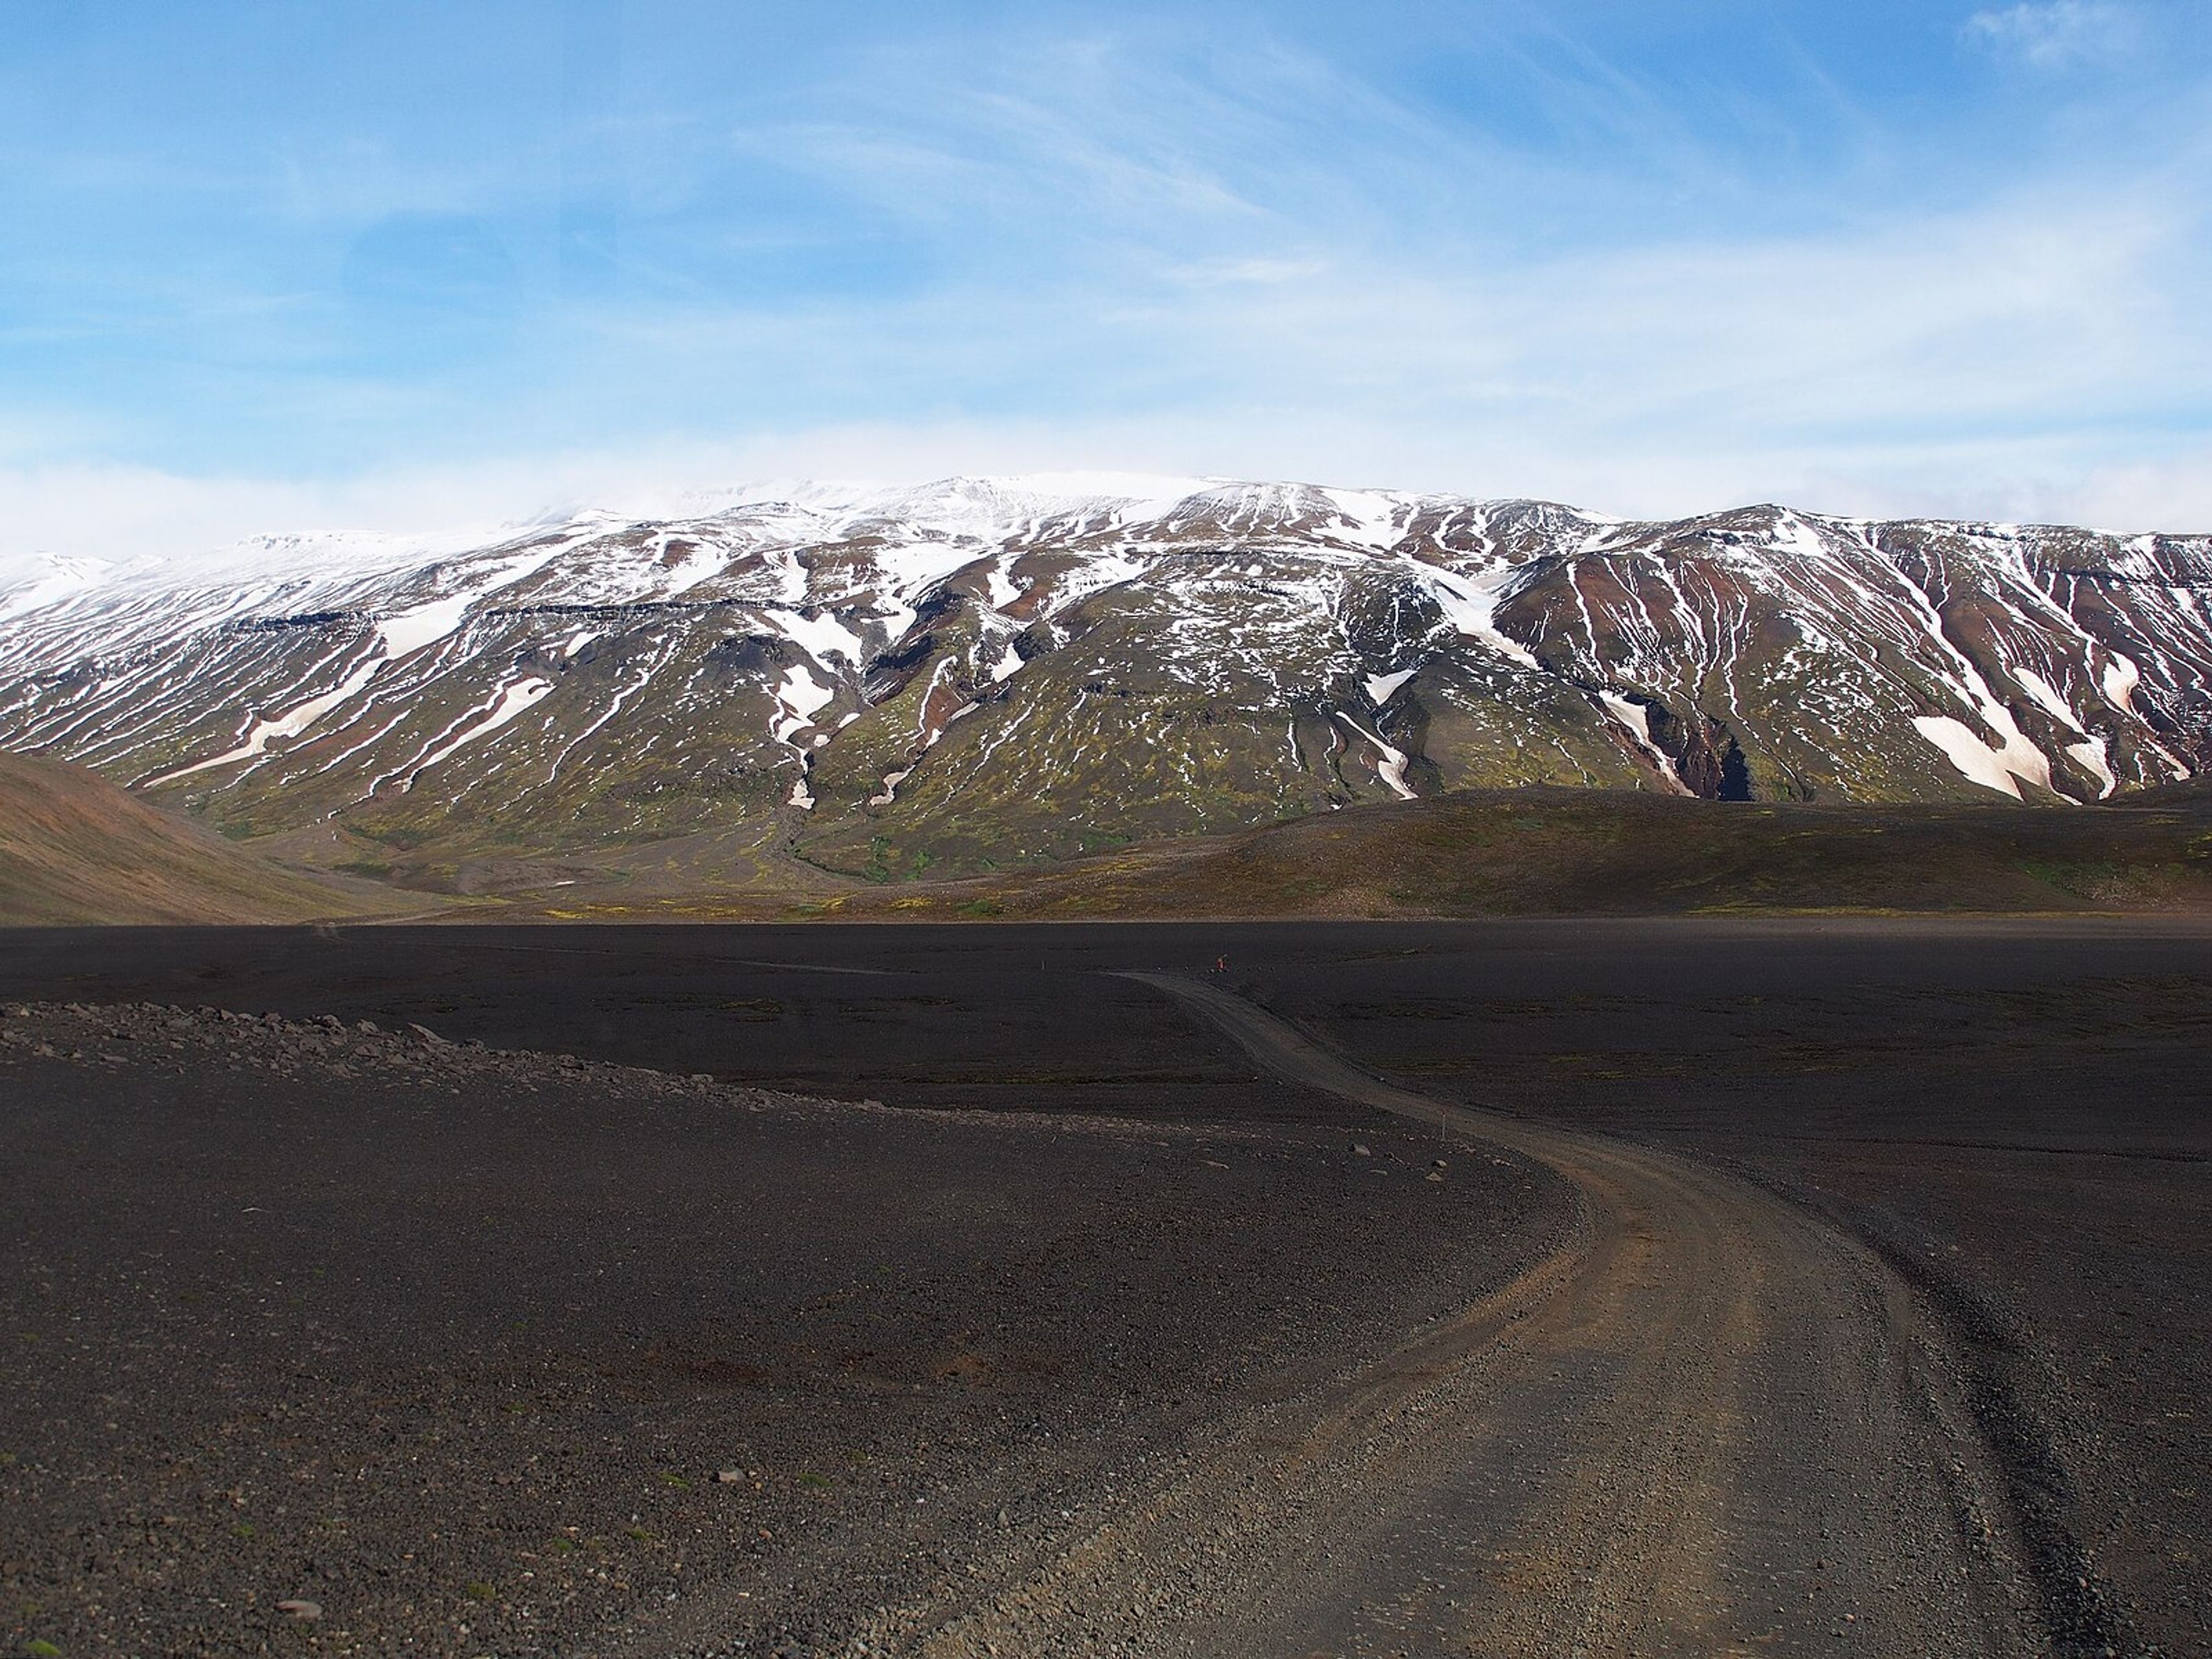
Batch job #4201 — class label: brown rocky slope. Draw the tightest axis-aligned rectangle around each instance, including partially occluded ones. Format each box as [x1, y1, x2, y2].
[0, 749, 399, 923]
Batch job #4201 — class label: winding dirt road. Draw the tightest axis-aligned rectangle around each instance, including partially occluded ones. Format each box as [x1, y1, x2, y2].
[920, 973, 2050, 1658]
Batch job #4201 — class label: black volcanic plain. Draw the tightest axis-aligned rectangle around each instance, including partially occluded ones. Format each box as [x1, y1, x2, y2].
[2, 919, 2207, 1655]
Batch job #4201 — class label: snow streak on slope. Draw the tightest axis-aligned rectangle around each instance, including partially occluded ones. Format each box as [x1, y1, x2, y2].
[144, 656, 383, 786]
[4, 478, 2212, 877]
[410, 677, 555, 784]
[1417, 563, 1543, 670]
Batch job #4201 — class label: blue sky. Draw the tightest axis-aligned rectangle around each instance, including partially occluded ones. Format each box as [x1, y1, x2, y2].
[4, 0, 2210, 563]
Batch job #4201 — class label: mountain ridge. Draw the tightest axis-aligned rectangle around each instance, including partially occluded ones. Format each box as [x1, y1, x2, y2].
[3, 477, 2207, 890]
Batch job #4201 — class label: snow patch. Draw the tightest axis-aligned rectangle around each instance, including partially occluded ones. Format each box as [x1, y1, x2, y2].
[764, 607, 867, 666]
[376, 538, 579, 657]
[1598, 693, 1689, 793]
[1977, 699, 2054, 793]
[2012, 667, 2082, 732]
[410, 677, 554, 781]
[377, 594, 474, 659]
[1416, 564, 1541, 669]
[771, 664, 835, 743]
[1320, 488, 1403, 548]
[146, 656, 382, 785]
[1335, 713, 1415, 801]
[2101, 654, 2141, 713]
[1364, 668, 1415, 706]
[0, 554, 113, 624]
[1913, 714, 2046, 799]
[2066, 736, 2117, 799]
[1769, 511, 1831, 562]
[655, 535, 727, 596]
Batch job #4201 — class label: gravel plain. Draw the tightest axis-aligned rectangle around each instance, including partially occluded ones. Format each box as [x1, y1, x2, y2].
[4, 917, 2206, 1656]
[0, 996, 1566, 1656]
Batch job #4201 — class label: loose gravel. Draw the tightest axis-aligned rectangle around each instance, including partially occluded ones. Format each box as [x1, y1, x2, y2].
[0, 999, 1570, 1657]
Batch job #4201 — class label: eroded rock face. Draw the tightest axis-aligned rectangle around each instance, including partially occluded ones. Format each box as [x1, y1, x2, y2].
[2, 481, 2207, 876]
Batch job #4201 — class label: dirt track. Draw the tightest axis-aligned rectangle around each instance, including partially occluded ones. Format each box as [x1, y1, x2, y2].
[917, 973, 2050, 1658]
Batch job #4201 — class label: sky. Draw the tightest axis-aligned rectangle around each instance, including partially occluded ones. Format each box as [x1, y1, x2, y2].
[3, 0, 2210, 569]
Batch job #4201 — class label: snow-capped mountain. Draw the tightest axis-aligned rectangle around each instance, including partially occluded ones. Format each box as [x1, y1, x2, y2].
[2, 477, 2207, 881]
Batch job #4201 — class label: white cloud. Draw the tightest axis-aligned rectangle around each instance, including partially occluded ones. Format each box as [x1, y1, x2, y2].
[4, 167, 2208, 575]
[1963, 2, 2143, 70]
[2042, 445, 2212, 532]
[5, 395, 2209, 592]
[5, 17, 2208, 575]
[6, 143, 2207, 577]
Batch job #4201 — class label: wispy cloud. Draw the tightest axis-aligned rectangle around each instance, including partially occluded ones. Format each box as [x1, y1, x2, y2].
[1166, 256, 1330, 286]
[1962, 1, 2144, 70]
[2, 4, 2210, 558]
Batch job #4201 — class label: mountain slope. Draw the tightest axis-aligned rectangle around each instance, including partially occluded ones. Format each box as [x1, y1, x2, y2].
[1, 478, 2207, 887]
[0, 750, 400, 923]
[861, 787, 2212, 920]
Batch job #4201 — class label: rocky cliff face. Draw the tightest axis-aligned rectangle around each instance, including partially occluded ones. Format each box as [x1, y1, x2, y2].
[3, 478, 2207, 877]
